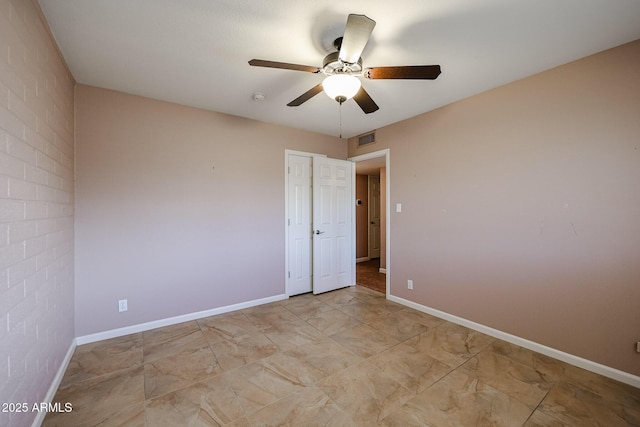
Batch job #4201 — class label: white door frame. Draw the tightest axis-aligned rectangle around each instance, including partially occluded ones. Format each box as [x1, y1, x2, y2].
[348, 149, 390, 296]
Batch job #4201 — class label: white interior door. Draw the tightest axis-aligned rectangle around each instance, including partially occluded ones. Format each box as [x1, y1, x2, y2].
[312, 157, 354, 294]
[368, 176, 381, 258]
[287, 155, 313, 296]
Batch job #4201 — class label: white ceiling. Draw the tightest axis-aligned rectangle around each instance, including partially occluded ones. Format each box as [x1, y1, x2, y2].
[39, 0, 640, 139]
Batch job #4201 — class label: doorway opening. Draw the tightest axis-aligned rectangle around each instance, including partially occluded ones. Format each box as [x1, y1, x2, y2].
[349, 149, 390, 296]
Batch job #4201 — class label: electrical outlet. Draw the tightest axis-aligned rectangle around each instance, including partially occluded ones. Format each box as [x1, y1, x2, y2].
[118, 299, 128, 312]
[407, 279, 413, 290]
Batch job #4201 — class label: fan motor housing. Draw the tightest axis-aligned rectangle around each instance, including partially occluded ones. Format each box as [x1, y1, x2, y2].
[322, 51, 363, 75]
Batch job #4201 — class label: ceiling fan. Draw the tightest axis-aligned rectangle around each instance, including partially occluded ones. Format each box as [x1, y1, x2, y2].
[248, 14, 441, 114]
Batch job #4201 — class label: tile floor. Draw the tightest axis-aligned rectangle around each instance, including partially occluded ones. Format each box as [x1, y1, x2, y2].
[43, 286, 640, 426]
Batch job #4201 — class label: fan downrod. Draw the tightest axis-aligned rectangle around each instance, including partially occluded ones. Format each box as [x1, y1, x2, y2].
[333, 37, 343, 51]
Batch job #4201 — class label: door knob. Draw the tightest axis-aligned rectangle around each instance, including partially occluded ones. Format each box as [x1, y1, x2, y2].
[315, 230, 324, 235]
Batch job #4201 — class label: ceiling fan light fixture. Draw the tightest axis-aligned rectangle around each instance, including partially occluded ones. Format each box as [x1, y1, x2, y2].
[323, 74, 361, 102]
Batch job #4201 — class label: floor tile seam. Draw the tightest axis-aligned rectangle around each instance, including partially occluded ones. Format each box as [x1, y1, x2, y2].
[391, 308, 446, 329]
[412, 355, 473, 395]
[553, 376, 639, 408]
[367, 336, 460, 386]
[243, 384, 339, 424]
[458, 354, 555, 412]
[258, 355, 320, 386]
[443, 356, 554, 417]
[324, 324, 383, 353]
[204, 339, 277, 375]
[336, 357, 416, 395]
[204, 338, 236, 370]
[276, 303, 307, 320]
[141, 329, 208, 352]
[51, 393, 145, 426]
[292, 335, 366, 369]
[365, 321, 431, 343]
[520, 386, 556, 426]
[474, 346, 561, 390]
[254, 326, 300, 352]
[57, 362, 146, 393]
[243, 299, 304, 316]
[470, 335, 497, 357]
[44, 403, 142, 427]
[142, 373, 221, 406]
[231, 360, 311, 419]
[286, 306, 339, 322]
[372, 336, 420, 360]
[332, 304, 391, 325]
[142, 349, 227, 401]
[298, 311, 358, 339]
[145, 334, 215, 354]
[200, 327, 266, 348]
[142, 347, 219, 375]
[198, 313, 258, 338]
[142, 378, 248, 427]
[281, 297, 335, 310]
[313, 384, 365, 421]
[141, 339, 215, 365]
[142, 321, 202, 336]
[243, 315, 308, 334]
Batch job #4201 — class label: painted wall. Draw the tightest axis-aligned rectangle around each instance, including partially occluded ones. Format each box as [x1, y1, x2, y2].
[74, 84, 346, 336]
[348, 40, 640, 376]
[0, 1, 75, 426]
[355, 174, 368, 259]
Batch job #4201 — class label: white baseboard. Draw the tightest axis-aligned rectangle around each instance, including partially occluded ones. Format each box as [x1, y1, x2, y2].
[387, 294, 640, 389]
[379, 268, 387, 274]
[32, 338, 77, 427]
[76, 294, 288, 345]
[356, 257, 370, 263]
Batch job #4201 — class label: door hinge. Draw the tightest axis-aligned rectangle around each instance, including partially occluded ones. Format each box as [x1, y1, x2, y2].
[288, 218, 291, 226]
[288, 271, 291, 278]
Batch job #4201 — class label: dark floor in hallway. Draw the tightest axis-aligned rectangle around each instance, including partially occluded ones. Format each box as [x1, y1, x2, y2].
[356, 258, 386, 294]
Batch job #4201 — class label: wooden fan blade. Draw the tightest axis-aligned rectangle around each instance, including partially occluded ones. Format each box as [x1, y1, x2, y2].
[339, 14, 376, 64]
[249, 59, 321, 74]
[287, 83, 324, 107]
[353, 86, 379, 114]
[364, 65, 441, 80]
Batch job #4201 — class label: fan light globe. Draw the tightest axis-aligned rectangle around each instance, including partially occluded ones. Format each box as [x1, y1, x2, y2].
[323, 74, 361, 102]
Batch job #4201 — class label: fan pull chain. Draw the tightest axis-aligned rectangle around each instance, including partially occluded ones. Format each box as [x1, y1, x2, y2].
[339, 101, 343, 139]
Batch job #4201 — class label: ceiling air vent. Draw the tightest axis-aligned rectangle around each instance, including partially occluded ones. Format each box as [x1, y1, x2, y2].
[358, 132, 376, 146]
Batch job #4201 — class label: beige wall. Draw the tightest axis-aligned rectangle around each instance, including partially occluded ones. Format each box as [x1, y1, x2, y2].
[0, 1, 75, 425]
[349, 40, 640, 376]
[74, 84, 346, 336]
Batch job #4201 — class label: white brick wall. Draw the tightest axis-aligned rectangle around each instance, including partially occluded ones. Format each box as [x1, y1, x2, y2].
[0, 1, 75, 426]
